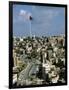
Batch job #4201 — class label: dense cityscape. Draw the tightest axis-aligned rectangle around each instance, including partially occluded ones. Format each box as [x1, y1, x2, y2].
[13, 35, 66, 86]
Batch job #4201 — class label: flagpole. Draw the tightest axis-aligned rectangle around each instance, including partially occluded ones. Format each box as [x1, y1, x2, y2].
[29, 20, 32, 38]
[29, 16, 32, 38]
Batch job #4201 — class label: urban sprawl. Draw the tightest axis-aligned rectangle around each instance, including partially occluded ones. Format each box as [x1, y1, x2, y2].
[13, 35, 65, 86]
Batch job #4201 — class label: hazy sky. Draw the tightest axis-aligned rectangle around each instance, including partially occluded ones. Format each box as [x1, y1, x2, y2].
[13, 4, 65, 37]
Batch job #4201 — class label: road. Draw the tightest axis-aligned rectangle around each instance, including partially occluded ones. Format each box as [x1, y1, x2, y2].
[18, 62, 33, 80]
[18, 58, 40, 85]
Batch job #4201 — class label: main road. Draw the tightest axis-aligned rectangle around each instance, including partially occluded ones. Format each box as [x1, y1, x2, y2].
[18, 59, 40, 85]
[18, 62, 33, 80]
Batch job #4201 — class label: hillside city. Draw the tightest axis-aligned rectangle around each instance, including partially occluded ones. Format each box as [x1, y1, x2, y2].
[13, 35, 65, 86]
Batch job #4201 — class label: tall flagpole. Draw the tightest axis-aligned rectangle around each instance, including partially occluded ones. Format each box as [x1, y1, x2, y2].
[29, 20, 32, 38]
[29, 16, 33, 38]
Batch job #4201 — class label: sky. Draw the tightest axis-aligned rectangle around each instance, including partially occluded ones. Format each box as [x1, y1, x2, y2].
[13, 4, 65, 37]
